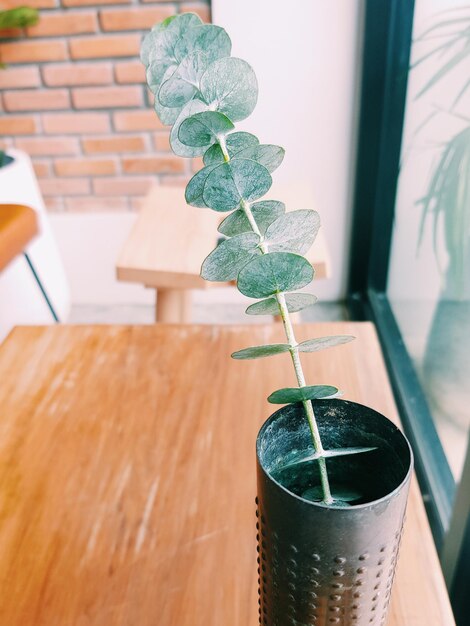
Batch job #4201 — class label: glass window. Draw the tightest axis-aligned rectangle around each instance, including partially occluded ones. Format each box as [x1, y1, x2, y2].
[387, 0, 470, 483]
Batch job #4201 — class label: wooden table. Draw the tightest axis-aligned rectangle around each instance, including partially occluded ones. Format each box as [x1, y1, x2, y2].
[116, 185, 330, 322]
[0, 323, 454, 626]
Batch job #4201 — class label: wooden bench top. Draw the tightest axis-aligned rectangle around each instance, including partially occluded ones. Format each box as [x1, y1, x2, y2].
[0, 323, 454, 625]
[116, 185, 330, 290]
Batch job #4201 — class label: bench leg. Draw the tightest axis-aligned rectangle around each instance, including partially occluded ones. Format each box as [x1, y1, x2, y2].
[156, 289, 192, 323]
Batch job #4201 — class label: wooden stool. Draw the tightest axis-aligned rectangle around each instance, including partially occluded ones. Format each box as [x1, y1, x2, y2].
[117, 185, 330, 323]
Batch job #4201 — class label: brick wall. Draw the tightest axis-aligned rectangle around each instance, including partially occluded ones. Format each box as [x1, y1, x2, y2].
[0, 0, 211, 212]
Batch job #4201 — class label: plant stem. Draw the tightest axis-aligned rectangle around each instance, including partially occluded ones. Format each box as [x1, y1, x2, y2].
[239, 198, 333, 505]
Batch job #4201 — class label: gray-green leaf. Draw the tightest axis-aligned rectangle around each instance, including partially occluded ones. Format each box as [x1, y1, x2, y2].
[143, 13, 202, 75]
[246, 292, 317, 316]
[200, 57, 258, 121]
[231, 343, 291, 360]
[237, 252, 314, 299]
[297, 336, 355, 353]
[158, 51, 209, 108]
[203, 138, 283, 173]
[170, 98, 208, 157]
[281, 446, 378, 471]
[203, 132, 260, 165]
[265, 210, 320, 254]
[201, 233, 261, 281]
[179, 111, 234, 148]
[174, 24, 231, 65]
[218, 200, 285, 236]
[185, 163, 219, 207]
[268, 385, 339, 404]
[203, 159, 272, 212]
[236, 144, 285, 173]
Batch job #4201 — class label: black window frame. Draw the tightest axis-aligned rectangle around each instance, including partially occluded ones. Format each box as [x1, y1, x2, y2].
[347, 0, 456, 552]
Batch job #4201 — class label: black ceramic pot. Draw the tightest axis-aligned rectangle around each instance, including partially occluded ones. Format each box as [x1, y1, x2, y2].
[256, 399, 413, 626]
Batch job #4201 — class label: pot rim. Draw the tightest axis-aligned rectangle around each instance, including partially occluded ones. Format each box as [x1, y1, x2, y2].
[256, 398, 414, 511]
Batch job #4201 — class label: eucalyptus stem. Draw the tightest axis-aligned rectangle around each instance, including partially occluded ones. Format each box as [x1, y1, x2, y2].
[239, 201, 333, 505]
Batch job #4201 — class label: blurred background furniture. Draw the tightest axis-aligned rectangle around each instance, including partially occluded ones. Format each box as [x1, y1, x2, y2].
[0, 323, 454, 625]
[0, 150, 70, 341]
[117, 184, 330, 323]
[0, 203, 59, 322]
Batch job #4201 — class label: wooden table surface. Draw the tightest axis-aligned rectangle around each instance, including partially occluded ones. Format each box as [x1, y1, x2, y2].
[0, 323, 455, 626]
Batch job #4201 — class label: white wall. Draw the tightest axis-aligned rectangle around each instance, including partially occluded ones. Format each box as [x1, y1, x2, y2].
[213, 0, 364, 300]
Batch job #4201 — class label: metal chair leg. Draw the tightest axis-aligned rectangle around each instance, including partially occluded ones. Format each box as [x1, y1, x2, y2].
[24, 253, 60, 323]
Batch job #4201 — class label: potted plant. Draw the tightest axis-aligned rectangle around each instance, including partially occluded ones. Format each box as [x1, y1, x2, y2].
[141, 14, 413, 625]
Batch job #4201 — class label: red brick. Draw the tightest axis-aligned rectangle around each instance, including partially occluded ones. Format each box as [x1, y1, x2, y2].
[15, 137, 79, 156]
[0, 66, 40, 89]
[0, 40, 67, 64]
[72, 86, 142, 109]
[39, 177, 91, 196]
[82, 135, 146, 154]
[0, 116, 37, 135]
[54, 158, 117, 176]
[99, 6, 173, 31]
[3, 89, 70, 112]
[43, 112, 110, 134]
[180, 3, 210, 22]
[26, 11, 97, 37]
[93, 176, 155, 196]
[122, 156, 184, 174]
[153, 132, 171, 151]
[42, 62, 113, 87]
[65, 196, 129, 211]
[63, 0, 129, 6]
[159, 174, 191, 187]
[115, 61, 146, 84]
[32, 160, 51, 177]
[70, 35, 141, 60]
[3, 0, 57, 8]
[114, 110, 162, 132]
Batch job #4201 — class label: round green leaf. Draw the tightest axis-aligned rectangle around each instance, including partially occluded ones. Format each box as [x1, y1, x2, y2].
[267, 385, 338, 404]
[170, 99, 209, 157]
[200, 57, 258, 121]
[158, 51, 209, 108]
[179, 111, 234, 148]
[201, 233, 261, 281]
[297, 335, 355, 353]
[143, 13, 202, 71]
[203, 132, 259, 166]
[154, 94, 181, 126]
[231, 343, 290, 360]
[174, 24, 231, 64]
[245, 292, 317, 316]
[218, 200, 285, 236]
[185, 163, 219, 207]
[237, 252, 314, 299]
[265, 210, 320, 254]
[280, 446, 378, 474]
[203, 159, 272, 212]
[236, 144, 285, 173]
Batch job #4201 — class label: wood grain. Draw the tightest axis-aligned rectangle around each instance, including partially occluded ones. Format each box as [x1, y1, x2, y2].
[0, 204, 38, 272]
[0, 323, 455, 625]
